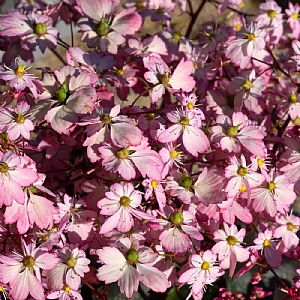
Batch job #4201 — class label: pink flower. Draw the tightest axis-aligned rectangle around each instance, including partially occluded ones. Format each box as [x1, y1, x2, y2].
[274, 212, 300, 252]
[77, 0, 142, 54]
[224, 155, 265, 201]
[99, 137, 163, 180]
[158, 108, 210, 157]
[0, 11, 58, 53]
[225, 21, 266, 69]
[46, 247, 90, 290]
[144, 55, 195, 103]
[256, 0, 283, 44]
[142, 178, 166, 211]
[211, 112, 266, 157]
[47, 285, 83, 300]
[212, 223, 249, 277]
[286, 2, 300, 39]
[252, 228, 282, 268]
[0, 102, 34, 140]
[0, 151, 38, 207]
[178, 250, 224, 298]
[158, 206, 203, 254]
[0, 240, 59, 300]
[97, 237, 168, 298]
[0, 58, 43, 98]
[251, 170, 296, 217]
[98, 182, 153, 234]
[81, 104, 143, 162]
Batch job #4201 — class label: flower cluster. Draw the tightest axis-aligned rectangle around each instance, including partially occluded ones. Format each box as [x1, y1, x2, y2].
[0, 0, 300, 299]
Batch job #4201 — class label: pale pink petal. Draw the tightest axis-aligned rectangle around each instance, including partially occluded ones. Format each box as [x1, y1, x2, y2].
[137, 264, 168, 293]
[119, 265, 140, 299]
[182, 126, 210, 156]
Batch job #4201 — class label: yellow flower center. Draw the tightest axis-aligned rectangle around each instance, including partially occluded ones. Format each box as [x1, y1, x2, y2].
[287, 222, 297, 231]
[247, 32, 256, 41]
[14, 65, 26, 77]
[292, 12, 298, 20]
[227, 235, 238, 245]
[0, 162, 9, 173]
[267, 10, 276, 19]
[293, 117, 300, 125]
[15, 113, 25, 124]
[263, 239, 271, 247]
[170, 149, 179, 159]
[237, 166, 247, 177]
[243, 79, 253, 90]
[135, 1, 144, 9]
[117, 148, 129, 159]
[240, 184, 247, 193]
[257, 157, 264, 167]
[173, 31, 181, 43]
[236, 23, 242, 31]
[151, 180, 158, 189]
[187, 102, 194, 110]
[180, 116, 190, 126]
[66, 255, 77, 268]
[289, 93, 298, 104]
[160, 73, 170, 85]
[23, 256, 35, 268]
[146, 113, 155, 121]
[63, 284, 71, 292]
[115, 68, 124, 77]
[267, 181, 276, 191]
[201, 261, 210, 270]
[120, 196, 131, 207]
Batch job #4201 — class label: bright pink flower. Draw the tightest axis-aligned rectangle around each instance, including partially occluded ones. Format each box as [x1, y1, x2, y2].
[159, 142, 183, 178]
[81, 104, 143, 162]
[286, 2, 300, 39]
[47, 285, 83, 300]
[0, 240, 59, 300]
[158, 108, 209, 157]
[158, 206, 203, 254]
[99, 137, 164, 180]
[46, 247, 90, 290]
[0, 11, 58, 53]
[228, 69, 266, 111]
[0, 102, 34, 140]
[0, 58, 43, 98]
[97, 237, 168, 298]
[142, 178, 166, 211]
[98, 182, 153, 234]
[224, 155, 265, 201]
[178, 250, 224, 298]
[144, 56, 195, 103]
[77, 0, 142, 54]
[212, 223, 249, 277]
[252, 228, 282, 268]
[211, 112, 266, 157]
[274, 212, 300, 252]
[165, 169, 197, 204]
[0, 151, 38, 207]
[225, 21, 266, 69]
[256, 0, 283, 44]
[251, 170, 296, 217]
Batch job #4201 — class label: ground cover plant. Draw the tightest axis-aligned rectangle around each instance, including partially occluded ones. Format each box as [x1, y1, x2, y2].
[0, 0, 300, 299]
